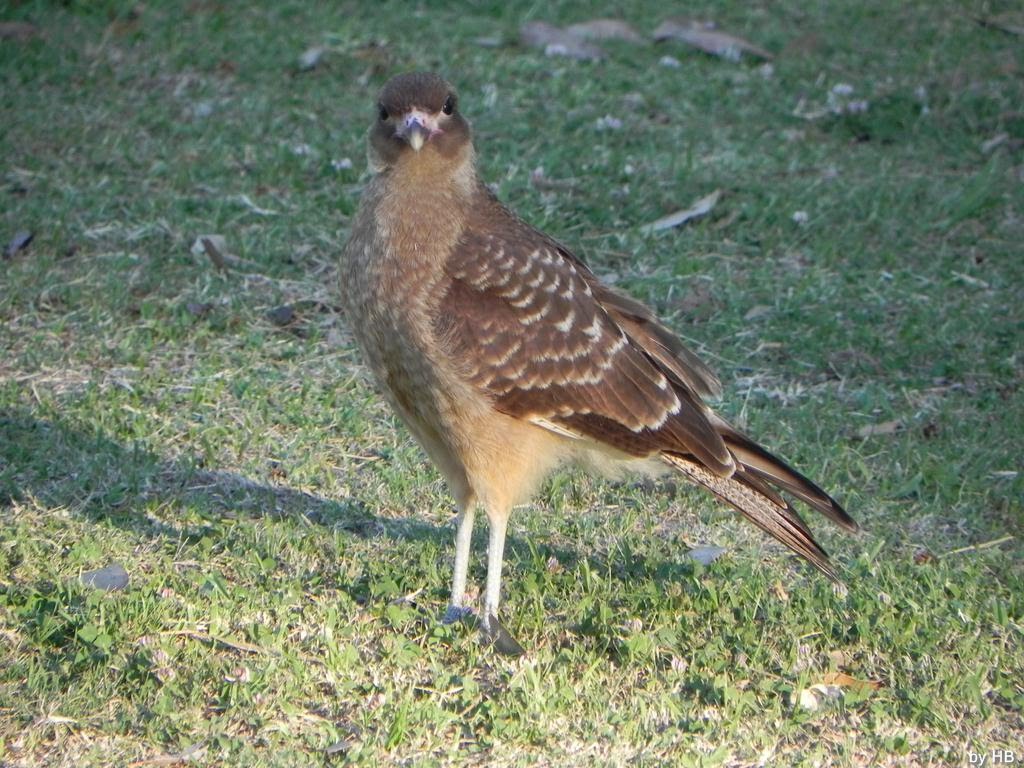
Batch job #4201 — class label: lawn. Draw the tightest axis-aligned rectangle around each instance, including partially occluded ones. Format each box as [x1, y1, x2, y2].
[1, 1, 1022, 765]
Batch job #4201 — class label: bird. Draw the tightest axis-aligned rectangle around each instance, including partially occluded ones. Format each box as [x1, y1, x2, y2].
[339, 72, 858, 654]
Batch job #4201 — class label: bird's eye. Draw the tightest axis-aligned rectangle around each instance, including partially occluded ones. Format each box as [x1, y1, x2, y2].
[442, 95, 454, 115]
[378, 104, 389, 121]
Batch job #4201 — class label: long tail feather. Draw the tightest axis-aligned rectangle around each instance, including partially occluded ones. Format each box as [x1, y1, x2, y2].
[663, 452, 840, 580]
[714, 424, 858, 532]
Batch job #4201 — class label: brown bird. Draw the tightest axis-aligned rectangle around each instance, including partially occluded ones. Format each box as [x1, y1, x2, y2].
[340, 72, 857, 654]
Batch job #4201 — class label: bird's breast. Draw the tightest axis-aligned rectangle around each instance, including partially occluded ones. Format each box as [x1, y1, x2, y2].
[340, 182, 483, 463]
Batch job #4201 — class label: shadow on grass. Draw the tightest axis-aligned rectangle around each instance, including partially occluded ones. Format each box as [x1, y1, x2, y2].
[0, 407, 670, 580]
[0, 406, 710, 660]
[0, 407, 445, 546]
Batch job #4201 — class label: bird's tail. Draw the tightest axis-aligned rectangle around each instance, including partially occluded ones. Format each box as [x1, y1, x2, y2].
[662, 432, 857, 580]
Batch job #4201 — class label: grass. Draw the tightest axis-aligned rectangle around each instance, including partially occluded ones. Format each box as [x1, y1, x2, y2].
[1, 0, 1022, 765]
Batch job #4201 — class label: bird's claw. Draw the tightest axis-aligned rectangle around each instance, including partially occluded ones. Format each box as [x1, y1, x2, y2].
[481, 613, 526, 656]
[442, 605, 474, 625]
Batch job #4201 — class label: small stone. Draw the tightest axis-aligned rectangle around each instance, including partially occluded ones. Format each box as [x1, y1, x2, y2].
[81, 563, 129, 592]
[266, 305, 295, 326]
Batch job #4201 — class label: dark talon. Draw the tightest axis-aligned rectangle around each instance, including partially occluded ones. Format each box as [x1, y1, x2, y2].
[442, 605, 474, 625]
[482, 614, 526, 656]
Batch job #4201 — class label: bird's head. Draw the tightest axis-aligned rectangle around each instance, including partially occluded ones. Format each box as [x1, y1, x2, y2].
[368, 72, 472, 171]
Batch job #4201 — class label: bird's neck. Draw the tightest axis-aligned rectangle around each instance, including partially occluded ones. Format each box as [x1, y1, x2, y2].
[386, 143, 477, 204]
[373, 144, 479, 263]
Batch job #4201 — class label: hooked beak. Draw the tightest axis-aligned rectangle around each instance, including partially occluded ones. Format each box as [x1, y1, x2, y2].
[396, 109, 438, 152]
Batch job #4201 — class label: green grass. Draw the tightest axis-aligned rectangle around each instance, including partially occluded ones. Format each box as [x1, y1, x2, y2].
[1, 1, 1022, 765]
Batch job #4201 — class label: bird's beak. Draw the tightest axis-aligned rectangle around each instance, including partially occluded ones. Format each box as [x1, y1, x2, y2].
[407, 121, 427, 152]
[397, 109, 435, 152]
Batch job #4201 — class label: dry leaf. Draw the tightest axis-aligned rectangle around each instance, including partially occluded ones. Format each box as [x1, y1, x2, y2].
[855, 419, 904, 439]
[325, 739, 353, 756]
[743, 304, 772, 321]
[796, 683, 842, 710]
[640, 189, 721, 234]
[623, 617, 643, 633]
[185, 301, 214, 318]
[266, 305, 295, 326]
[298, 46, 326, 71]
[676, 282, 717, 320]
[565, 18, 645, 44]
[796, 668, 883, 712]
[127, 741, 207, 768]
[530, 166, 578, 192]
[653, 18, 772, 61]
[677, 283, 712, 311]
[234, 194, 279, 216]
[829, 348, 884, 375]
[472, 36, 503, 48]
[192, 234, 226, 262]
[224, 665, 251, 683]
[974, 14, 1024, 37]
[4, 230, 33, 259]
[913, 548, 936, 565]
[520, 21, 605, 61]
[952, 270, 990, 289]
[686, 545, 726, 565]
[783, 33, 823, 58]
[989, 470, 1018, 479]
[772, 580, 789, 602]
[820, 671, 883, 692]
[0, 21, 39, 41]
[200, 236, 227, 271]
[350, 42, 391, 65]
[190, 234, 256, 271]
[981, 133, 1009, 153]
[670, 655, 689, 673]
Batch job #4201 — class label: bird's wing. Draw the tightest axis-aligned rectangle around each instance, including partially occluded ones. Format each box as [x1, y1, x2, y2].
[435, 211, 735, 476]
[585, 281, 722, 400]
[435, 207, 857, 579]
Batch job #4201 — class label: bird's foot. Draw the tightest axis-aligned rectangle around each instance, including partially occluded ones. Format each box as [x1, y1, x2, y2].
[481, 613, 526, 656]
[441, 605, 474, 625]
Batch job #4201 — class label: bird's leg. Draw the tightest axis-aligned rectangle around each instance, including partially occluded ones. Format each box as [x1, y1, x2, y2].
[481, 511, 525, 655]
[442, 503, 475, 625]
[482, 512, 507, 623]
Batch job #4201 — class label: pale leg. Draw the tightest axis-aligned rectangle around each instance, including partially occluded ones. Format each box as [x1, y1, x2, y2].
[482, 511, 525, 655]
[443, 504, 475, 624]
[483, 512, 507, 623]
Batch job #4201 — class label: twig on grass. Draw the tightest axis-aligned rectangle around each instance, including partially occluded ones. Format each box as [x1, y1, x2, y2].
[940, 535, 1014, 558]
